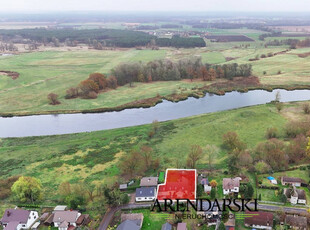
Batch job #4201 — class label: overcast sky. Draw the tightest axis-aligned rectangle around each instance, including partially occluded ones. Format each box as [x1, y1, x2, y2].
[0, 0, 309, 12]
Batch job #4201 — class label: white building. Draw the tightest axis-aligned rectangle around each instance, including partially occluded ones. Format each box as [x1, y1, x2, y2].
[222, 177, 241, 195]
[52, 211, 81, 230]
[135, 187, 157, 202]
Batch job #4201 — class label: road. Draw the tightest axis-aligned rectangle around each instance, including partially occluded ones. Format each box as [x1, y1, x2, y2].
[98, 201, 308, 230]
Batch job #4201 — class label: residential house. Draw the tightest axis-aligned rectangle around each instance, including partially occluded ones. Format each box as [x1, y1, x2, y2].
[285, 215, 307, 230]
[199, 177, 212, 193]
[52, 211, 81, 230]
[281, 176, 303, 187]
[177, 223, 187, 230]
[244, 211, 273, 230]
[0, 209, 39, 230]
[197, 201, 221, 226]
[223, 177, 241, 195]
[135, 187, 157, 202]
[284, 186, 306, 205]
[140, 177, 158, 187]
[161, 222, 172, 230]
[117, 213, 143, 230]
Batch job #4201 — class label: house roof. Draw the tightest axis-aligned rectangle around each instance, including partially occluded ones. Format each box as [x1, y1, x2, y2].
[119, 184, 127, 189]
[223, 178, 240, 190]
[44, 213, 54, 225]
[284, 187, 306, 200]
[201, 178, 209, 185]
[59, 220, 69, 228]
[282, 176, 303, 183]
[1, 209, 30, 224]
[161, 222, 172, 230]
[52, 211, 79, 224]
[4, 221, 19, 230]
[177, 223, 187, 230]
[140, 177, 158, 187]
[135, 187, 156, 198]
[116, 220, 140, 230]
[54, 205, 67, 212]
[244, 211, 273, 227]
[76, 214, 90, 225]
[39, 213, 49, 221]
[285, 215, 307, 228]
[121, 213, 143, 227]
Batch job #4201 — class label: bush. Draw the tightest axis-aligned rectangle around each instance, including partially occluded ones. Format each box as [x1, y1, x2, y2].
[222, 131, 246, 151]
[302, 103, 310, 114]
[86, 91, 98, 99]
[265, 127, 278, 139]
[65, 87, 79, 99]
[263, 71, 267, 75]
[261, 54, 266, 58]
[47, 93, 60, 105]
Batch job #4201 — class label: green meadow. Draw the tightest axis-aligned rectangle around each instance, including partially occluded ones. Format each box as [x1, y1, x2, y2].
[0, 103, 290, 208]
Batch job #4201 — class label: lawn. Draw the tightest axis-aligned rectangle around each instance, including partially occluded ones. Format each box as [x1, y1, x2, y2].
[129, 209, 169, 230]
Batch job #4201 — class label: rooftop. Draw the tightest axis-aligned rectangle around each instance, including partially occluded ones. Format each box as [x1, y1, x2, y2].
[157, 169, 196, 201]
[140, 177, 158, 187]
[1, 209, 30, 224]
[223, 178, 241, 190]
[135, 187, 156, 198]
[244, 211, 273, 227]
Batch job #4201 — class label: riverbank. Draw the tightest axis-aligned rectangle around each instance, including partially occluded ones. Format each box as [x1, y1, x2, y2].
[2, 81, 310, 117]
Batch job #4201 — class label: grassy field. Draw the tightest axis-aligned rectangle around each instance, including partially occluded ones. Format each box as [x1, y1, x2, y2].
[0, 30, 309, 116]
[0, 26, 310, 115]
[0, 102, 290, 206]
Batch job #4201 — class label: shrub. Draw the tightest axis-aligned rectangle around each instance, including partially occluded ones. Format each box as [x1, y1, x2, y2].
[277, 70, 282, 74]
[261, 54, 266, 58]
[47, 93, 60, 105]
[79, 79, 99, 95]
[266, 127, 279, 139]
[263, 71, 267, 75]
[302, 103, 310, 114]
[222, 131, 246, 151]
[88, 73, 107, 89]
[87, 91, 98, 99]
[65, 87, 79, 99]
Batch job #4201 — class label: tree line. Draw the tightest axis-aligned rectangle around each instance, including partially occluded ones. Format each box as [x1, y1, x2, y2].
[0, 28, 207, 48]
[156, 35, 206, 48]
[112, 57, 252, 86]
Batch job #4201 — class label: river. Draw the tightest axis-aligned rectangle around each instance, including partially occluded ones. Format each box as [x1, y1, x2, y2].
[1, 89, 310, 138]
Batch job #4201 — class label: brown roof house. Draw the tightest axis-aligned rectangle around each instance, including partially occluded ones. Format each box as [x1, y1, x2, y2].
[140, 177, 158, 187]
[284, 185, 306, 205]
[285, 215, 308, 230]
[117, 213, 144, 230]
[281, 176, 303, 187]
[223, 177, 241, 195]
[244, 211, 273, 230]
[52, 211, 81, 230]
[0, 209, 39, 230]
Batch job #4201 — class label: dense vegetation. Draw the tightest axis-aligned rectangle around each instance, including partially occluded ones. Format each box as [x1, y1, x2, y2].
[155, 35, 206, 48]
[112, 58, 252, 86]
[0, 28, 206, 48]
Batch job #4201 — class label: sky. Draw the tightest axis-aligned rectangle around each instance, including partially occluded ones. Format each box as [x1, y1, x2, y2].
[0, 0, 310, 12]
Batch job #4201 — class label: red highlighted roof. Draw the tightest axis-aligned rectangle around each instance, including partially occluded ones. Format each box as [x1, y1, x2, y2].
[157, 169, 196, 201]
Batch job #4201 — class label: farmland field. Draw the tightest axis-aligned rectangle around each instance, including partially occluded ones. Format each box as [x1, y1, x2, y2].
[1, 28, 310, 116]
